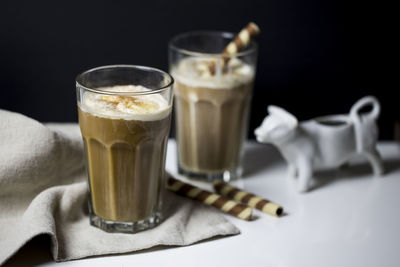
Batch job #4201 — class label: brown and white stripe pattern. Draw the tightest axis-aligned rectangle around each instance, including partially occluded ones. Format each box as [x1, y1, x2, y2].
[209, 22, 260, 74]
[223, 22, 260, 56]
[213, 181, 283, 217]
[166, 177, 252, 221]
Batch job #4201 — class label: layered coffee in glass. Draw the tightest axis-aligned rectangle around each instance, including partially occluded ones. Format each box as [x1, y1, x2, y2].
[169, 32, 257, 181]
[76, 65, 173, 233]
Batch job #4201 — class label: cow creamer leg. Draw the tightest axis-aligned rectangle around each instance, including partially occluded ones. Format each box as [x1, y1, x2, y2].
[297, 157, 313, 193]
[364, 148, 384, 176]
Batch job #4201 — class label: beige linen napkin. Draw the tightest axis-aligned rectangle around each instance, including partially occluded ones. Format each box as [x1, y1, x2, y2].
[0, 109, 239, 265]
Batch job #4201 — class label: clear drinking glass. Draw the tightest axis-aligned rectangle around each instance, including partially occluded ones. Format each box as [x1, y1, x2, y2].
[169, 31, 257, 182]
[76, 65, 173, 233]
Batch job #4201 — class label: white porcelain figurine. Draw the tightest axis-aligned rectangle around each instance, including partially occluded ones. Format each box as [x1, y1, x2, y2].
[254, 96, 384, 193]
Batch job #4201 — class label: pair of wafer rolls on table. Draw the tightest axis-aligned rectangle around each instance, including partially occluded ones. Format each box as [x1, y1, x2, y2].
[166, 176, 284, 220]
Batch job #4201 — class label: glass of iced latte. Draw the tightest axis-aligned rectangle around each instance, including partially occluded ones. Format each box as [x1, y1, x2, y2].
[76, 65, 173, 233]
[169, 26, 258, 182]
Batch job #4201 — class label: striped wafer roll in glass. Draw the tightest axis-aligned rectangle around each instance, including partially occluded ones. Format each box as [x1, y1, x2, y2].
[209, 22, 260, 74]
[223, 22, 260, 55]
[166, 176, 253, 221]
[213, 181, 283, 217]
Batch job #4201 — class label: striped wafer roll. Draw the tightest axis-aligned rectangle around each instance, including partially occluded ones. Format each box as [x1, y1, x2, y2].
[209, 22, 260, 74]
[213, 181, 283, 217]
[166, 176, 252, 221]
[223, 22, 260, 56]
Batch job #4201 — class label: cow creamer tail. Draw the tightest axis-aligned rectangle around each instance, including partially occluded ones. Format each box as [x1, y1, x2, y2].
[350, 96, 380, 152]
[349, 96, 384, 175]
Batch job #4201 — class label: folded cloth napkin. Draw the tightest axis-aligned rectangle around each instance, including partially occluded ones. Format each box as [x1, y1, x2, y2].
[0, 110, 239, 265]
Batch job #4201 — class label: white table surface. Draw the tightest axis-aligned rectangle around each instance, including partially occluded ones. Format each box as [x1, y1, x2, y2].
[5, 141, 400, 267]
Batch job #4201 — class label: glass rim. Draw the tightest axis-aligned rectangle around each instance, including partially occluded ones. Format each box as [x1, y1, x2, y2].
[168, 30, 258, 58]
[76, 64, 174, 96]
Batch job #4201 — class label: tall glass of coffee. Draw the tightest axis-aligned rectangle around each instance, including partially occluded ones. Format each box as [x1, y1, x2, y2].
[169, 31, 257, 181]
[76, 65, 173, 233]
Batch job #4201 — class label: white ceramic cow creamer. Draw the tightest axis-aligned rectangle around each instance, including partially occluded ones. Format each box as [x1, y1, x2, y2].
[254, 96, 384, 193]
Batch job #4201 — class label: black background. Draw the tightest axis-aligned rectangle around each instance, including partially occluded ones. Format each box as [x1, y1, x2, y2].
[0, 0, 395, 139]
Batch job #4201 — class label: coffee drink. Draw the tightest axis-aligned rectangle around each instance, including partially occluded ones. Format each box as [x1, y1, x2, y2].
[78, 85, 171, 223]
[171, 57, 255, 177]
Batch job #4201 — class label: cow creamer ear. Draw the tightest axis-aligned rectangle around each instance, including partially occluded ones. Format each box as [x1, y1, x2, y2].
[267, 105, 298, 129]
[267, 105, 284, 115]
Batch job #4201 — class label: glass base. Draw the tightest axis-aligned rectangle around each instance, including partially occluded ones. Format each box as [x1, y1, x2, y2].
[89, 212, 161, 233]
[178, 163, 242, 182]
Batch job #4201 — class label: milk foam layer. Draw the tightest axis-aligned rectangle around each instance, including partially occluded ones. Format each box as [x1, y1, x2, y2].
[80, 85, 171, 121]
[172, 57, 254, 89]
